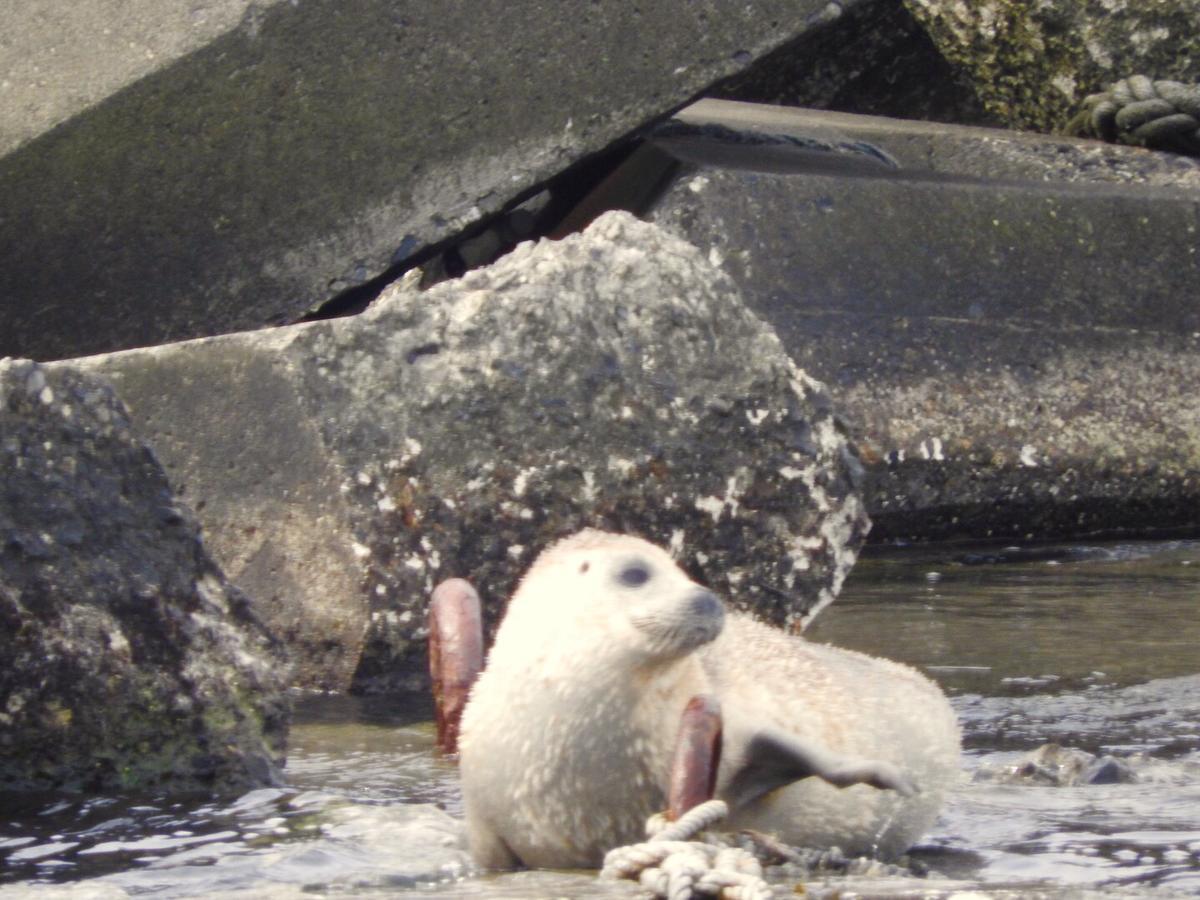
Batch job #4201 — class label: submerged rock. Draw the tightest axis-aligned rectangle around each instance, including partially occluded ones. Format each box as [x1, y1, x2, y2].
[975, 743, 1138, 787]
[77, 211, 870, 693]
[0, 360, 288, 793]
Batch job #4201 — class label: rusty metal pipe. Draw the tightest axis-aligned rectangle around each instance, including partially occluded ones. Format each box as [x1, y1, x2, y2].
[666, 693, 723, 820]
[428, 578, 484, 755]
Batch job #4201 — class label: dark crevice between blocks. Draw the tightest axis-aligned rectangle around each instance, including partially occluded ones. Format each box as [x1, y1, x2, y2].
[299, 117, 903, 322]
[298, 136, 674, 321]
[303, 0, 979, 324]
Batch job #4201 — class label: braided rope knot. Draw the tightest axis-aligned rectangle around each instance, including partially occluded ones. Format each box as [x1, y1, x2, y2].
[1079, 75, 1200, 156]
[600, 800, 775, 900]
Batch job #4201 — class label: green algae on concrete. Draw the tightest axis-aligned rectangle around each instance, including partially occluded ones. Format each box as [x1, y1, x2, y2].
[0, 359, 288, 793]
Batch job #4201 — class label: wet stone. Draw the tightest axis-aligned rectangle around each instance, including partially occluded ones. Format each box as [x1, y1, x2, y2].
[0, 359, 288, 794]
[974, 743, 1139, 787]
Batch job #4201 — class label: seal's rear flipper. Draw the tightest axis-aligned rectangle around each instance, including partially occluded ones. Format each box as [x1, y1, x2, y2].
[667, 694, 723, 820]
[725, 727, 917, 808]
[429, 579, 484, 755]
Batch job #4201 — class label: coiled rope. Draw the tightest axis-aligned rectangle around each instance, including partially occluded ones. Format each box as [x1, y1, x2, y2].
[600, 800, 775, 900]
[1070, 75, 1200, 156]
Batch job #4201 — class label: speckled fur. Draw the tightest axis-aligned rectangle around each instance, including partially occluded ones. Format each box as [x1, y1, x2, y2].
[458, 530, 960, 869]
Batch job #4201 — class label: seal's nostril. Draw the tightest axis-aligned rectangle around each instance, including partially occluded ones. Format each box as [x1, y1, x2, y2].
[688, 589, 722, 620]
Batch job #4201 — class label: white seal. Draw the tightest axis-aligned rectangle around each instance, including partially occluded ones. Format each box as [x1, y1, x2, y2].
[458, 529, 960, 869]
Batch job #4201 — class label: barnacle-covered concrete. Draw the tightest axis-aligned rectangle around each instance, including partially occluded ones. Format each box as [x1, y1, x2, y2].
[649, 102, 1200, 543]
[905, 0, 1200, 133]
[73, 212, 870, 693]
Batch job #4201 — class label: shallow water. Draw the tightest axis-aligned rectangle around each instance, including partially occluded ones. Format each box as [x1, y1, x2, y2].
[2, 539, 1199, 898]
[809, 539, 1200, 897]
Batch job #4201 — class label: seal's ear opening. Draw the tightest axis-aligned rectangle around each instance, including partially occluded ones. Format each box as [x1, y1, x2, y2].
[579, 561, 590, 574]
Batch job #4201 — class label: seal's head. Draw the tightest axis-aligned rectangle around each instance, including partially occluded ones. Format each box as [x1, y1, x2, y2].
[499, 529, 725, 666]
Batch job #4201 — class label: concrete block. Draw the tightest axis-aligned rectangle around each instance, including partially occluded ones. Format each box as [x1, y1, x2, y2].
[0, 1, 260, 156]
[70, 213, 868, 693]
[91, 338, 368, 693]
[2, 0, 865, 362]
[649, 101, 1200, 541]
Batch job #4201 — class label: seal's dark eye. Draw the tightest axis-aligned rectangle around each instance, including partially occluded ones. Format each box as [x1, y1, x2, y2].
[618, 563, 651, 588]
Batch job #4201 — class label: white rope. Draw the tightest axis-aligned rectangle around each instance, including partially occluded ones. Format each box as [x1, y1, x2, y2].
[600, 800, 775, 900]
[648, 799, 729, 842]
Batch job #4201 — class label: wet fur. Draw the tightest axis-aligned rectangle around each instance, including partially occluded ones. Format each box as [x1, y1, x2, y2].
[457, 530, 960, 869]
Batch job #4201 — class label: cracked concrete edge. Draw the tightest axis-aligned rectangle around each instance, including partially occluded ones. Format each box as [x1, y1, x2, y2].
[2, 0, 869, 362]
[67, 327, 370, 693]
[672, 99, 1200, 191]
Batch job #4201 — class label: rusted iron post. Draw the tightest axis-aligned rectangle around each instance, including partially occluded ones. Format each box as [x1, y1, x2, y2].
[429, 578, 484, 755]
[666, 693, 723, 820]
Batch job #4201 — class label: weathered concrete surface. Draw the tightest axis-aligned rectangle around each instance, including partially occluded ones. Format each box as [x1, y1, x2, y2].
[0, 1, 263, 156]
[1, 0, 867, 363]
[672, 100, 1200, 189]
[904, 0, 1200, 133]
[0, 359, 288, 793]
[649, 101, 1200, 543]
[93, 343, 368, 693]
[712, 0, 990, 127]
[73, 212, 869, 693]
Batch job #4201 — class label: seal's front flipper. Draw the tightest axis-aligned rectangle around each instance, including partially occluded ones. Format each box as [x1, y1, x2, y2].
[725, 727, 917, 808]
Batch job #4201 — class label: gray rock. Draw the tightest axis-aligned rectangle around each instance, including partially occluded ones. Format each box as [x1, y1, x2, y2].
[75, 212, 869, 693]
[648, 101, 1200, 542]
[976, 743, 1138, 787]
[0, 359, 288, 793]
[904, 0, 1200, 133]
[0, 0, 872, 362]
